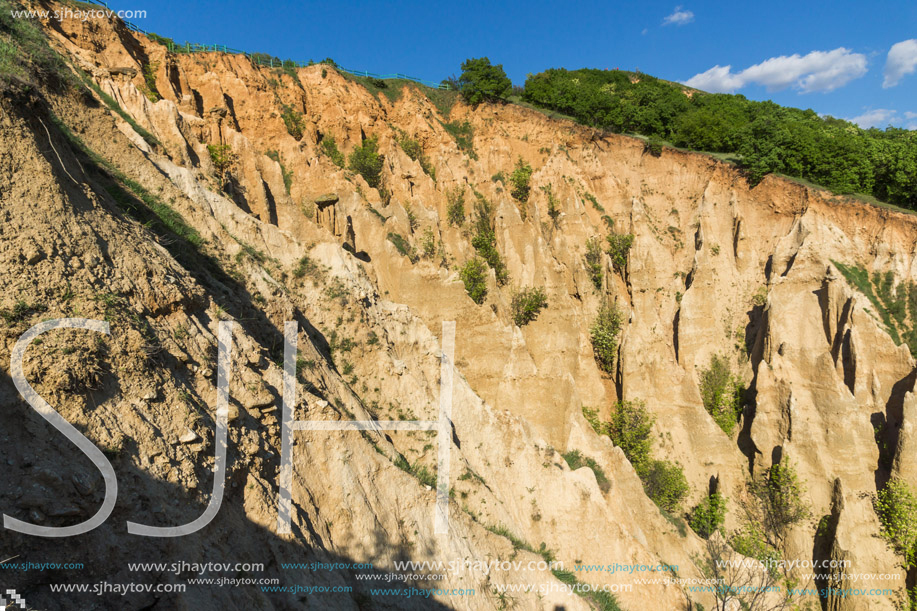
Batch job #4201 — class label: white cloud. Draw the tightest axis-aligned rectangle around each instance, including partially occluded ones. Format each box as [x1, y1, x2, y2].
[883, 39, 917, 88]
[663, 6, 694, 26]
[905, 111, 917, 130]
[684, 47, 867, 94]
[849, 108, 897, 128]
[846, 109, 917, 130]
[682, 65, 745, 92]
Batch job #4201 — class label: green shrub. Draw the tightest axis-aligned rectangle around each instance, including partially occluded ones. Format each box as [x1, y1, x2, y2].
[521, 66, 917, 210]
[608, 399, 654, 475]
[511, 287, 548, 326]
[643, 459, 689, 513]
[689, 492, 727, 539]
[470, 196, 508, 285]
[420, 228, 436, 258]
[404, 202, 418, 232]
[146, 32, 175, 47]
[387, 232, 416, 262]
[541, 184, 560, 223]
[207, 144, 234, 173]
[585, 237, 603, 290]
[729, 522, 781, 570]
[699, 354, 744, 435]
[606, 232, 634, 271]
[590, 398, 689, 515]
[398, 135, 435, 180]
[292, 255, 319, 279]
[876, 478, 917, 567]
[562, 450, 610, 493]
[750, 460, 811, 547]
[319, 136, 345, 168]
[280, 59, 301, 84]
[280, 104, 306, 140]
[590, 301, 623, 373]
[457, 57, 511, 105]
[446, 186, 465, 226]
[348, 136, 385, 189]
[510, 157, 533, 203]
[460, 258, 488, 304]
[645, 136, 664, 157]
[266, 150, 293, 194]
[833, 261, 917, 359]
[581, 405, 609, 436]
[140, 61, 161, 102]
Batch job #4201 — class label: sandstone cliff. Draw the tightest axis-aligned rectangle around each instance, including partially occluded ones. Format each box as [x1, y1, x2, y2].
[1, 2, 915, 609]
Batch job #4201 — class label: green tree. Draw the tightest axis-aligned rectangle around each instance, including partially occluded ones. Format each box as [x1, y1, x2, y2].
[520, 66, 917, 209]
[458, 57, 511, 105]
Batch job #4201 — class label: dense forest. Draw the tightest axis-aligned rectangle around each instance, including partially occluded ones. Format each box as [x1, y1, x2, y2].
[520, 68, 917, 208]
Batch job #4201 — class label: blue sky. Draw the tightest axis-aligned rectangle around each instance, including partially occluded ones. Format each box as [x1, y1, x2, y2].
[128, 0, 917, 129]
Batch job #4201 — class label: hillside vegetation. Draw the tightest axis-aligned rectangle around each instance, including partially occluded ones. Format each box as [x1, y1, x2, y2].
[518, 68, 916, 208]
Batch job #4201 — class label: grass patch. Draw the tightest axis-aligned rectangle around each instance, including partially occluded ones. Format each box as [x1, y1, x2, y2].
[76, 69, 160, 148]
[441, 120, 476, 159]
[398, 134, 435, 180]
[0, 0, 74, 88]
[292, 255, 319, 279]
[832, 261, 917, 358]
[422, 86, 460, 117]
[0, 300, 48, 325]
[387, 232, 416, 262]
[561, 450, 610, 492]
[550, 568, 623, 610]
[266, 150, 293, 194]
